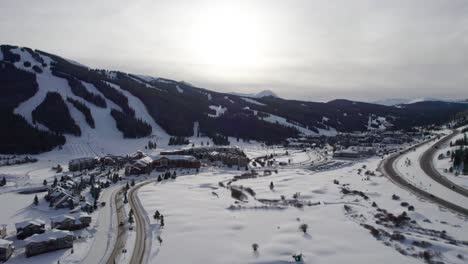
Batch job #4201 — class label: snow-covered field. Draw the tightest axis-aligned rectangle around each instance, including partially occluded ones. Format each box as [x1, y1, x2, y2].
[138, 158, 468, 264]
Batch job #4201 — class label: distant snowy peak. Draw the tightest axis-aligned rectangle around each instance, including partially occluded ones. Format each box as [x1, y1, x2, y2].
[230, 90, 278, 99]
[373, 97, 452, 106]
[372, 98, 412, 106]
[255, 90, 278, 98]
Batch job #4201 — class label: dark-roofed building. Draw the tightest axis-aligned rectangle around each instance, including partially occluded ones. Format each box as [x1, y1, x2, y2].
[0, 239, 15, 261]
[151, 155, 201, 170]
[25, 229, 74, 257]
[50, 213, 91, 231]
[68, 157, 98, 171]
[160, 146, 249, 167]
[0, 225, 6, 239]
[125, 156, 153, 176]
[0, 239, 13, 262]
[15, 220, 46, 240]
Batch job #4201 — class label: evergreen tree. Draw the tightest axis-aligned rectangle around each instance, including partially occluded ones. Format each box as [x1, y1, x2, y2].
[53, 177, 58, 187]
[43, 179, 48, 186]
[131, 179, 135, 187]
[68, 199, 74, 210]
[33, 195, 39, 206]
[153, 210, 161, 220]
[123, 192, 128, 204]
[128, 213, 134, 224]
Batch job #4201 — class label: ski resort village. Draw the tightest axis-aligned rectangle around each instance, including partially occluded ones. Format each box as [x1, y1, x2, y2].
[1, 44, 468, 264]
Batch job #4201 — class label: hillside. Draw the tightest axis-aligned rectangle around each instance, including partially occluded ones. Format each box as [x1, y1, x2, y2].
[1, 44, 468, 154]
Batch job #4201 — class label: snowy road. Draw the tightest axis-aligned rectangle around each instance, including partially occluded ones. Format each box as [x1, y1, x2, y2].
[128, 179, 155, 264]
[82, 184, 123, 264]
[420, 130, 468, 196]
[380, 137, 468, 216]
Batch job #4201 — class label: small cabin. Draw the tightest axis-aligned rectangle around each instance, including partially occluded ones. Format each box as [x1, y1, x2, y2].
[0, 239, 14, 262]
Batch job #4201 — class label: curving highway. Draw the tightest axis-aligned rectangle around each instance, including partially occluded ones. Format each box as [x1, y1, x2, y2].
[106, 187, 127, 264]
[105, 179, 154, 264]
[379, 134, 468, 216]
[420, 130, 468, 196]
[128, 181, 149, 264]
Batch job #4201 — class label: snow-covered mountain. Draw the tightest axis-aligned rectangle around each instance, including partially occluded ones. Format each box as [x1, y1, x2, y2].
[2, 44, 468, 155]
[229, 89, 278, 98]
[373, 97, 465, 106]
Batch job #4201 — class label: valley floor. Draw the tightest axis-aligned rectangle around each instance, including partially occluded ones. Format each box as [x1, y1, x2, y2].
[137, 157, 468, 264]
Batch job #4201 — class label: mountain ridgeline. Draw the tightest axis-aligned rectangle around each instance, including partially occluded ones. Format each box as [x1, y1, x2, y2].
[1, 44, 468, 154]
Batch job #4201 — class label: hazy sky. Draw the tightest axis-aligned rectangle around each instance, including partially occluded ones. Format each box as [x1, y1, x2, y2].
[2, 0, 468, 101]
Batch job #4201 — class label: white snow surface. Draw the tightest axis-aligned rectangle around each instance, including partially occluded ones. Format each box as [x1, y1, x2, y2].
[230, 90, 278, 98]
[241, 97, 266, 106]
[138, 156, 468, 264]
[207, 105, 227, 118]
[261, 113, 337, 136]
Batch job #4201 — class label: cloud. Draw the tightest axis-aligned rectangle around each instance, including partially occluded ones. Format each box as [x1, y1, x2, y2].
[1, 0, 468, 101]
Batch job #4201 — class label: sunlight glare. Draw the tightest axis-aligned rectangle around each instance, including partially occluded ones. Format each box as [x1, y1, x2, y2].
[188, 5, 267, 69]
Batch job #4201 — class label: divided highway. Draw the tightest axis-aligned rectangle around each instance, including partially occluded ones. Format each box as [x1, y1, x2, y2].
[420, 130, 468, 197]
[105, 179, 154, 264]
[106, 187, 127, 264]
[128, 180, 150, 264]
[379, 132, 468, 216]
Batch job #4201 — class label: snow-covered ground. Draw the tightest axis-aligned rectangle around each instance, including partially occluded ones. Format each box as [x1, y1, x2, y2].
[261, 112, 337, 136]
[0, 183, 122, 264]
[137, 157, 468, 264]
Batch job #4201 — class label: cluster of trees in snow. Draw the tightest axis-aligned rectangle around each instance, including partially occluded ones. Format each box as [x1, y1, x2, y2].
[32, 92, 81, 136]
[210, 133, 230, 146]
[451, 133, 468, 147]
[147, 140, 157, 150]
[0, 45, 20, 63]
[0, 177, 7, 187]
[0, 61, 65, 154]
[67, 97, 95, 128]
[110, 109, 152, 138]
[53, 70, 106, 108]
[168, 136, 189, 145]
[200, 115, 298, 145]
[450, 147, 468, 175]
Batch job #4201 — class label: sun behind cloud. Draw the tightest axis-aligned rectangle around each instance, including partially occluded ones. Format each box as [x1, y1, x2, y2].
[187, 3, 269, 70]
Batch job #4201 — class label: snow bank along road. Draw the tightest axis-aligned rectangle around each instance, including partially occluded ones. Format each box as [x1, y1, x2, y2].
[128, 179, 153, 264]
[420, 130, 468, 196]
[106, 187, 126, 264]
[82, 184, 123, 264]
[380, 135, 468, 216]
